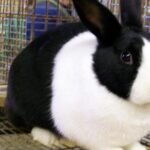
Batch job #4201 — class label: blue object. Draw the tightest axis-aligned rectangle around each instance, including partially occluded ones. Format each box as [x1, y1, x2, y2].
[26, 0, 70, 40]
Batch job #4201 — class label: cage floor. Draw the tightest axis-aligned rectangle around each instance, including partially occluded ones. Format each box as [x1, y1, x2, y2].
[1, 107, 150, 150]
[0, 107, 82, 150]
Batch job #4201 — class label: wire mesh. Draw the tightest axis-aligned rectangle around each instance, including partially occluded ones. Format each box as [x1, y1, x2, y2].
[0, 106, 150, 149]
[0, 0, 27, 84]
[143, 0, 150, 32]
[0, 107, 83, 150]
[0, 0, 150, 84]
[0, 0, 76, 85]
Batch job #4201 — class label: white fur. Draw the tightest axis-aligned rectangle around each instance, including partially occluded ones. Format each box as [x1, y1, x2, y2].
[130, 38, 150, 105]
[31, 126, 146, 150]
[31, 127, 77, 148]
[31, 127, 58, 147]
[51, 32, 150, 150]
[125, 143, 147, 150]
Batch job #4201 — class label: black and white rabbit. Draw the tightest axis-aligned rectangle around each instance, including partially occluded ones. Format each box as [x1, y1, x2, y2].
[5, 0, 150, 150]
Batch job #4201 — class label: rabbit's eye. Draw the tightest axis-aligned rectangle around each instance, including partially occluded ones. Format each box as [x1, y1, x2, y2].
[120, 51, 133, 65]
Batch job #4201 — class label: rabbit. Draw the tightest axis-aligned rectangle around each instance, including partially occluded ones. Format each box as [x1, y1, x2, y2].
[5, 0, 150, 149]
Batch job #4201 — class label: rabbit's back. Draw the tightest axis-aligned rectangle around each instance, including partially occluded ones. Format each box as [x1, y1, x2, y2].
[5, 22, 86, 134]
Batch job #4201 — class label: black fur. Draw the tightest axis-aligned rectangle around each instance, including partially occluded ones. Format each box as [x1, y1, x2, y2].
[120, 0, 142, 28]
[72, 0, 121, 46]
[93, 28, 144, 98]
[5, 0, 150, 138]
[5, 22, 86, 135]
[72, 0, 146, 99]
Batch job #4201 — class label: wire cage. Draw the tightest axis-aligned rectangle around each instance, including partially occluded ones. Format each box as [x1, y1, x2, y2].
[1, 1, 150, 149]
[0, 0, 150, 85]
[0, 0, 77, 85]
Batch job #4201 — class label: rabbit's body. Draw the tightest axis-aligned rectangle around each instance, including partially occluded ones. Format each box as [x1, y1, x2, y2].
[52, 31, 150, 149]
[5, 0, 150, 150]
[5, 22, 86, 134]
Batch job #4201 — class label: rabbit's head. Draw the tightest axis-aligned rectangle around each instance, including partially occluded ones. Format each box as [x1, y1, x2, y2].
[72, 0, 150, 105]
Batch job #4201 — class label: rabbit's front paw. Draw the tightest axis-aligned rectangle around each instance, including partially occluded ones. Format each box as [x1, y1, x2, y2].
[31, 127, 77, 148]
[31, 127, 58, 148]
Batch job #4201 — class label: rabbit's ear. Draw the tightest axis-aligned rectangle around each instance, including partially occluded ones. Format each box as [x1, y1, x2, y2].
[120, 0, 143, 28]
[72, 0, 121, 45]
